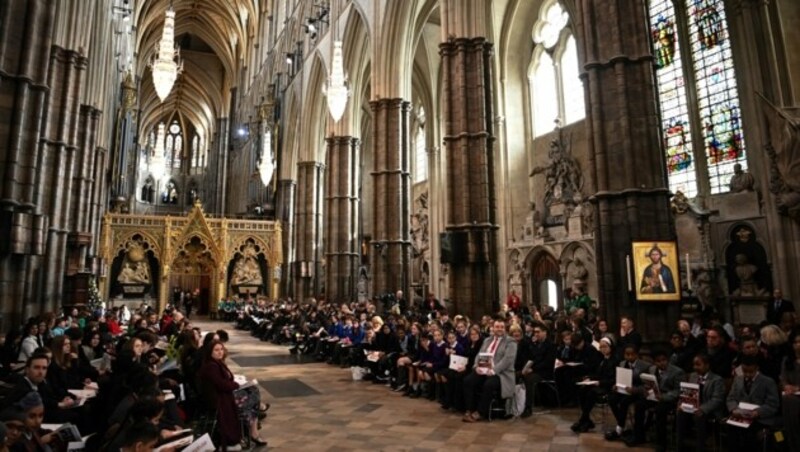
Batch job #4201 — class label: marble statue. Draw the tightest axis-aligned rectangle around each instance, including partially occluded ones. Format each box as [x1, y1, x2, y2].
[231, 244, 263, 285]
[568, 256, 589, 291]
[117, 243, 151, 284]
[729, 163, 755, 192]
[731, 253, 767, 297]
[760, 96, 800, 220]
[118, 262, 150, 284]
[530, 137, 583, 209]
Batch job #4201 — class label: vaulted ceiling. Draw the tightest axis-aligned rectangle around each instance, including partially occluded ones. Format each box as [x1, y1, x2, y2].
[134, 0, 264, 146]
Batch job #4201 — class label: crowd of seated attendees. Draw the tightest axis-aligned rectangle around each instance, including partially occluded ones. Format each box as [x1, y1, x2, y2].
[0, 303, 269, 451]
[231, 287, 800, 452]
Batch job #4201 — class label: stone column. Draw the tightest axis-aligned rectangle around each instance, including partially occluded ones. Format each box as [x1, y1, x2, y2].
[292, 161, 324, 300]
[439, 37, 499, 321]
[324, 136, 360, 303]
[369, 99, 412, 300]
[574, 0, 678, 339]
[276, 179, 296, 296]
[0, 0, 57, 325]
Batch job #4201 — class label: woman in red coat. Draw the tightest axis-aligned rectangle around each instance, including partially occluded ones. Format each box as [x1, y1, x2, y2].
[198, 340, 267, 450]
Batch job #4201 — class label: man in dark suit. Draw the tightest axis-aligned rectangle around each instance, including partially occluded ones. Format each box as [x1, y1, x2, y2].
[628, 349, 685, 448]
[725, 355, 780, 450]
[462, 318, 518, 422]
[676, 353, 726, 452]
[6, 355, 80, 425]
[520, 322, 556, 417]
[616, 316, 642, 361]
[767, 288, 794, 325]
[604, 344, 649, 442]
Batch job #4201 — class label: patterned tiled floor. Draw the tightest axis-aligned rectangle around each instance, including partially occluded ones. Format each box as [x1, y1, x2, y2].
[197, 320, 654, 451]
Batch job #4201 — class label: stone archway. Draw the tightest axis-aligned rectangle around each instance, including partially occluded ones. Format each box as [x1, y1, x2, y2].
[529, 250, 562, 312]
[169, 235, 217, 315]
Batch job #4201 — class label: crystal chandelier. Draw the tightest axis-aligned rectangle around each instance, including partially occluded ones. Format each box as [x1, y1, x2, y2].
[325, 40, 349, 122]
[149, 123, 167, 181]
[151, 6, 183, 102]
[259, 129, 275, 187]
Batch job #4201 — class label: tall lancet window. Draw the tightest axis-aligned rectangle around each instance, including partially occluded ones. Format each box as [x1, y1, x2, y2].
[529, 0, 585, 138]
[649, 0, 747, 197]
[166, 120, 183, 170]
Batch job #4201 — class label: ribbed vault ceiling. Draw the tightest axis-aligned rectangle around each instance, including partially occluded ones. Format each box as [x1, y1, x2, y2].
[135, 0, 263, 146]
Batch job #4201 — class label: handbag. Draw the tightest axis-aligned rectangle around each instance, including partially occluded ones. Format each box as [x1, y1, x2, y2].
[510, 383, 526, 417]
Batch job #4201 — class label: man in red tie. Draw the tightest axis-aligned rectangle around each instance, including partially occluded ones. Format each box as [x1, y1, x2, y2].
[462, 318, 518, 422]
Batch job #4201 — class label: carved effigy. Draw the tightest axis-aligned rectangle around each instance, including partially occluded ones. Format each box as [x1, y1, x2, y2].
[117, 242, 151, 284]
[530, 132, 584, 226]
[410, 192, 430, 287]
[760, 96, 800, 221]
[231, 243, 263, 286]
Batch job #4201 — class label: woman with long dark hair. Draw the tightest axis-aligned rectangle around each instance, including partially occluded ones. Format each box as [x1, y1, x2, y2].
[198, 340, 266, 451]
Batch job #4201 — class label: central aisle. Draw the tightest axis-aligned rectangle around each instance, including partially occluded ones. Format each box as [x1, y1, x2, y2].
[195, 320, 651, 452]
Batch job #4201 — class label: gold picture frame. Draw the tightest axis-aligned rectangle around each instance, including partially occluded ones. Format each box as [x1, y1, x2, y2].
[632, 241, 682, 302]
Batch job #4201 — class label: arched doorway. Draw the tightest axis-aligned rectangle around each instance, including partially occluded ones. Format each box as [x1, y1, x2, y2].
[530, 252, 561, 312]
[170, 236, 216, 315]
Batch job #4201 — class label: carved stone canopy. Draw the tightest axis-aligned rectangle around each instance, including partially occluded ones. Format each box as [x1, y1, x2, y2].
[99, 202, 283, 311]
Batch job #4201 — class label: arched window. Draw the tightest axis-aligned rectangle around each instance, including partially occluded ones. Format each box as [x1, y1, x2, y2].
[559, 36, 585, 125]
[414, 107, 427, 183]
[649, 0, 746, 197]
[166, 121, 182, 169]
[529, 0, 585, 138]
[192, 135, 200, 168]
[530, 50, 558, 137]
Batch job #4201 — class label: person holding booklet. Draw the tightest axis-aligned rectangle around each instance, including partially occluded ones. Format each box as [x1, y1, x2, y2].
[413, 329, 448, 400]
[572, 337, 616, 433]
[198, 340, 267, 451]
[439, 326, 482, 412]
[435, 330, 466, 407]
[604, 344, 648, 442]
[628, 349, 684, 449]
[724, 355, 780, 450]
[675, 353, 726, 452]
[462, 318, 518, 423]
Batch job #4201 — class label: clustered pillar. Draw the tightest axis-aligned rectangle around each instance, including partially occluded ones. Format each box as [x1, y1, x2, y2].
[0, 0, 108, 327]
[324, 136, 360, 303]
[293, 161, 325, 300]
[439, 37, 499, 321]
[573, 0, 678, 339]
[370, 99, 412, 299]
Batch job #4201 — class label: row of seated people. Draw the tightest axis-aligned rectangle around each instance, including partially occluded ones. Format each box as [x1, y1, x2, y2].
[0, 305, 268, 451]
[231, 294, 800, 452]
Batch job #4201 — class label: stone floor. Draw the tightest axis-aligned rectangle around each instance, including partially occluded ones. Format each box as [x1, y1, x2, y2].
[195, 319, 654, 451]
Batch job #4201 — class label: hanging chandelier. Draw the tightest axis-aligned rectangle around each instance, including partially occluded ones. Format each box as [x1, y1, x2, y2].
[151, 5, 183, 102]
[259, 129, 275, 187]
[150, 123, 167, 181]
[325, 40, 349, 122]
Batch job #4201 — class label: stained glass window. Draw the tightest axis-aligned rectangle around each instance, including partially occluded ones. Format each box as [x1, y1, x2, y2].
[414, 107, 428, 183]
[167, 120, 182, 169]
[192, 135, 199, 167]
[686, 0, 745, 194]
[649, 0, 697, 197]
[649, 0, 747, 197]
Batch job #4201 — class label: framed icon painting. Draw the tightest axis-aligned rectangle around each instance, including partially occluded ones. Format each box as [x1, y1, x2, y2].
[632, 241, 682, 302]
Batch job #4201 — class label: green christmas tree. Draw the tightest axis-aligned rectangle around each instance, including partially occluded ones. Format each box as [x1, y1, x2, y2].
[87, 275, 102, 311]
